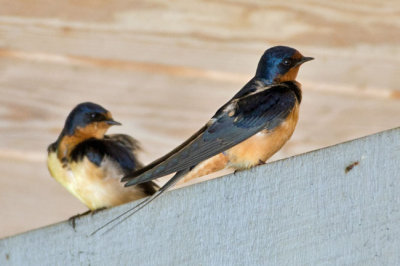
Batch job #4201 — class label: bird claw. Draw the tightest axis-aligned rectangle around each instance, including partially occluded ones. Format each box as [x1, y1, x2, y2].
[90, 207, 107, 215]
[68, 208, 106, 229]
[233, 169, 243, 175]
[68, 210, 91, 230]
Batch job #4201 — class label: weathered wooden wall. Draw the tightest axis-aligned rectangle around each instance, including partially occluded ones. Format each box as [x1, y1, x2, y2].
[1, 128, 399, 265]
[0, 0, 399, 238]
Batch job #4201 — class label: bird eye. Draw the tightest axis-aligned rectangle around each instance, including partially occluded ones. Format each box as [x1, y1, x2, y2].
[89, 113, 103, 121]
[282, 59, 292, 66]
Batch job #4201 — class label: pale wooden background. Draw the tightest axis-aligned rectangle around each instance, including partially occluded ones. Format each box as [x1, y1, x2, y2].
[0, 0, 399, 238]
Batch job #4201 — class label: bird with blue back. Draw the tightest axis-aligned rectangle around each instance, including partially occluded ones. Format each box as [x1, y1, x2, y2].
[47, 102, 158, 213]
[94, 46, 313, 233]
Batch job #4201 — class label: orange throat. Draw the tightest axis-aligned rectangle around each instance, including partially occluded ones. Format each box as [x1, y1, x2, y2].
[275, 66, 300, 83]
[56, 122, 110, 161]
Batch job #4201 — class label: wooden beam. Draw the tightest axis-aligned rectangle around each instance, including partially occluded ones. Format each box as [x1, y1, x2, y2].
[1, 127, 399, 265]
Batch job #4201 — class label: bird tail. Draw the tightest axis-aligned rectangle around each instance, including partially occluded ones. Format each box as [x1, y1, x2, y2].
[90, 169, 189, 236]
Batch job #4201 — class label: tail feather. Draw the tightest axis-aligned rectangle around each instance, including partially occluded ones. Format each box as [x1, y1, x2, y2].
[90, 169, 189, 236]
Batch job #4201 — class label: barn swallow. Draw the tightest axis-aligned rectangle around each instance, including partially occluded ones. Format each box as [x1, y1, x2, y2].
[47, 102, 158, 212]
[93, 46, 313, 233]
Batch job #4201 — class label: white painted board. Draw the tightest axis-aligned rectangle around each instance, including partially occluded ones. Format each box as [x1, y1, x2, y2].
[1, 128, 399, 265]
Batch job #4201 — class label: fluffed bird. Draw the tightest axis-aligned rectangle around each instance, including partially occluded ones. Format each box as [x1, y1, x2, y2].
[47, 102, 158, 212]
[93, 46, 313, 233]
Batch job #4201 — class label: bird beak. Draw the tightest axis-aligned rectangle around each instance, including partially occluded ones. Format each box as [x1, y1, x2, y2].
[106, 119, 122, 126]
[296, 56, 314, 66]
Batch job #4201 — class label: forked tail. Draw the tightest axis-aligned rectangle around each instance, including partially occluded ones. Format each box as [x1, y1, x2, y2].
[90, 169, 189, 236]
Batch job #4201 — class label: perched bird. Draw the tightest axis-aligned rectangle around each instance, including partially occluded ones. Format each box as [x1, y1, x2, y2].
[47, 102, 158, 211]
[93, 46, 313, 233]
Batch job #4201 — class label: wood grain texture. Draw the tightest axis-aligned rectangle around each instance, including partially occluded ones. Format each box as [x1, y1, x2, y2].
[0, 0, 399, 238]
[1, 128, 399, 265]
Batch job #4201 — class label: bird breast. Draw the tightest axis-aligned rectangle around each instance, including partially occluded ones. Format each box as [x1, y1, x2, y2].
[225, 103, 299, 170]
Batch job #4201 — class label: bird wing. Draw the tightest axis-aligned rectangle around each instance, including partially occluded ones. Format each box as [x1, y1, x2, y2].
[70, 135, 141, 173]
[70, 135, 158, 193]
[104, 134, 144, 170]
[123, 81, 299, 187]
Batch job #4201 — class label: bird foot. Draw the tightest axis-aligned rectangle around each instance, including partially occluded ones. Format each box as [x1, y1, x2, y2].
[90, 207, 107, 215]
[233, 169, 244, 175]
[69, 210, 91, 230]
[68, 207, 106, 229]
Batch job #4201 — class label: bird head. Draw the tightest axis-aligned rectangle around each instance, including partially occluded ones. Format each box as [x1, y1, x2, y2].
[255, 46, 313, 84]
[63, 102, 121, 139]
